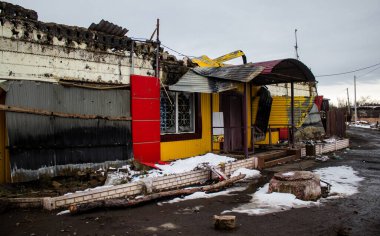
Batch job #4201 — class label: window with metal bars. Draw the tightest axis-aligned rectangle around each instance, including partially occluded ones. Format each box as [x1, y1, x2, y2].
[160, 91, 194, 134]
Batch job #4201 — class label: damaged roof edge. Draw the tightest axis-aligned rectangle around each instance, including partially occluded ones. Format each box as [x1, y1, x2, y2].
[169, 70, 238, 93]
[168, 64, 264, 93]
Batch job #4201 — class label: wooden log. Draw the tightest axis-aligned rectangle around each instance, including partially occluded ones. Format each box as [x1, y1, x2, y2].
[69, 174, 246, 215]
[214, 215, 236, 230]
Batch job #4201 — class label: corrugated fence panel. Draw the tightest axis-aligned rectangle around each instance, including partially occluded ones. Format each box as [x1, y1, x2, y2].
[252, 96, 314, 128]
[4, 80, 132, 182]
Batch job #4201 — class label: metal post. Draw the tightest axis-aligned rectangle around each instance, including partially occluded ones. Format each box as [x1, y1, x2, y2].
[269, 125, 272, 145]
[354, 76, 357, 123]
[243, 83, 248, 158]
[346, 88, 351, 115]
[211, 93, 214, 153]
[290, 82, 295, 148]
[130, 41, 134, 75]
[250, 82, 255, 154]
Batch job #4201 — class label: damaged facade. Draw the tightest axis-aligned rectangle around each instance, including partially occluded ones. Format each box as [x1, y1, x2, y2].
[0, 1, 329, 183]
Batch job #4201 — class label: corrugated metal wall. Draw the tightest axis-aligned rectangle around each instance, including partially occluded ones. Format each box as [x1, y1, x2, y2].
[252, 96, 315, 128]
[3, 80, 132, 182]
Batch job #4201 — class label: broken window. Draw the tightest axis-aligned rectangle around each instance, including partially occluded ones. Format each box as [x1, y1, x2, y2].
[160, 91, 194, 134]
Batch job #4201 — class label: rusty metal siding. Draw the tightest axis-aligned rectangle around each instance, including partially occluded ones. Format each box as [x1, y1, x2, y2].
[326, 109, 346, 138]
[4, 80, 132, 182]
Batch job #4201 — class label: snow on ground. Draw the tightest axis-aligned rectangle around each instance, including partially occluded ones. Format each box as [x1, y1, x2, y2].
[160, 186, 247, 205]
[56, 210, 70, 215]
[155, 153, 235, 175]
[231, 168, 261, 179]
[223, 165, 364, 216]
[64, 185, 114, 196]
[223, 183, 318, 215]
[158, 168, 261, 205]
[314, 166, 364, 197]
[349, 123, 372, 129]
[323, 138, 336, 143]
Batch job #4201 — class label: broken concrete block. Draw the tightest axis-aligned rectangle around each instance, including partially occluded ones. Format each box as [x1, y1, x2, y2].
[213, 215, 236, 230]
[51, 180, 62, 189]
[269, 171, 321, 201]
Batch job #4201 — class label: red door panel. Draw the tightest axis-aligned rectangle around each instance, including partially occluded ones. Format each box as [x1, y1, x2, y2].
[131, 75, 161, 164]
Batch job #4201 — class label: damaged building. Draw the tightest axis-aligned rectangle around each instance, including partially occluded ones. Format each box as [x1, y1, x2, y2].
[0, 1, 330, 183]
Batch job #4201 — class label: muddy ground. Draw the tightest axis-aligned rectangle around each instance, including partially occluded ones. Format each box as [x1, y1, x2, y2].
[0, 127, 379, 236]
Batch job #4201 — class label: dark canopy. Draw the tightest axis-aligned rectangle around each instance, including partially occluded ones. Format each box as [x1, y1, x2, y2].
[252, 58, 316, 85]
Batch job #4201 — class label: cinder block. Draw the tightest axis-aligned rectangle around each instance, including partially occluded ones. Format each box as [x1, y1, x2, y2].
[56, 200, 65, 207]
[74, 197, 84, 202]
[66, 198, 74, 204]
[100, 192, 109, 197]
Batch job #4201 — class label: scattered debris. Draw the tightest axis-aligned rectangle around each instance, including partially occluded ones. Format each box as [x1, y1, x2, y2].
[231, 168, 261, 179]
[269, 171, 321, 201]
[68, 174, 246, 215]
[214, 215, 236, 230]
[315, 155, 329, 162]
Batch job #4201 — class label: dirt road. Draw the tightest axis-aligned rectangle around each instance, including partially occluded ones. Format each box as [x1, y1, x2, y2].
[0, 127, 379, 236]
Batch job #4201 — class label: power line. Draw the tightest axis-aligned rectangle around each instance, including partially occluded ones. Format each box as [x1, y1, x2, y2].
[356, 65, 380, 79]
[315, 62, 380, 77]
[161, 43, 195, 58]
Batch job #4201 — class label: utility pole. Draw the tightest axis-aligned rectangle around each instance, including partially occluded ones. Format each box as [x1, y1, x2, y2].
[294, 29, 299, 60]
[155, 18, 160, 79]
[354, 75, 357, 123]
[346, 88, 351, 115]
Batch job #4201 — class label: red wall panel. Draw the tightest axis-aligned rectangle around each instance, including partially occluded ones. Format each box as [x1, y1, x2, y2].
[131, 99, 160, 120]
[131, 75, 161, 164]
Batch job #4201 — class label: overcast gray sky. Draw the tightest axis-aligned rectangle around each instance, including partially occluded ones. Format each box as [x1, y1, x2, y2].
[6, 0, 380, 104]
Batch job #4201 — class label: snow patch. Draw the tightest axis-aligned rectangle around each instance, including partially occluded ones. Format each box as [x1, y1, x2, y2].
[231, 168, 261, 179]
[313, 166, 364, 197]
[223, 165, 363, 215]
[155, 153, 235, 175]
[64, 185, 114, 196]
[223, 184, 318, 215]
[56, 210, 70, 216]
[282, 171, 295, 176]
[161, 186, 247, 204]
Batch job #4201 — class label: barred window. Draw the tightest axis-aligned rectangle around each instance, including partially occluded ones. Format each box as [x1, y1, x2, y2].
[160, 91, 194, 134]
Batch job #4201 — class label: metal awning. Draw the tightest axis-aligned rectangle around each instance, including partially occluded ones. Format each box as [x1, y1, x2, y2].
[251, 58, 316, 85]
[169, 63, 264, 93]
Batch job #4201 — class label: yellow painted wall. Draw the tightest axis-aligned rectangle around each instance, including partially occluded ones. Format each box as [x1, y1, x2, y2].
[255, 131, 280, 145]
[160, 93, 212, 161]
